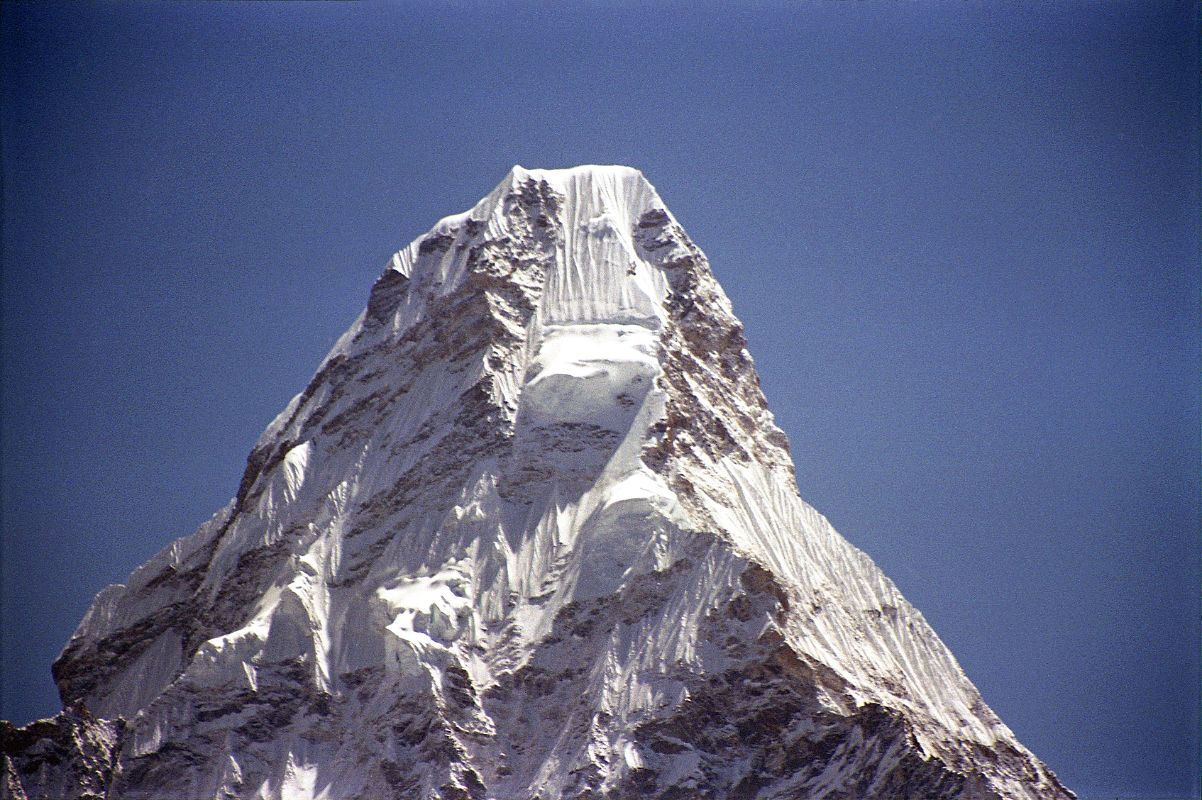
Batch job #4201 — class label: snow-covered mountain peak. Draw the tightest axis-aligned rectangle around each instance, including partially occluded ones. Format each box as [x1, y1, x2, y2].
[2, 167, 1074, 800]
[505, 162, 649, 185]
[395, 165, 665, 267]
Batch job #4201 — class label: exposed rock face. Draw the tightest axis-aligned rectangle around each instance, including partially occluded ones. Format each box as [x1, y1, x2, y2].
[1, 708, 122, 800]
[2, 166, 1074, 800]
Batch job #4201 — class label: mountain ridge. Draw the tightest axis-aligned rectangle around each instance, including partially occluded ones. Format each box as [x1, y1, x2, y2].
[3, 166, 1073, 800]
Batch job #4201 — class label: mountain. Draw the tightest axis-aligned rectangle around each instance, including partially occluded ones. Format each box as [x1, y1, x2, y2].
[2, 166, 1073, 800]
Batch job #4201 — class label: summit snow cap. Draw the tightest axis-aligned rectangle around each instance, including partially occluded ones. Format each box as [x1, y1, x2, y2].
[380, 164, 692, 335]
[392, 164, 669, 274]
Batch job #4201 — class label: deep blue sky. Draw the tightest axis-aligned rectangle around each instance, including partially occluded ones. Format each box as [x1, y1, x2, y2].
[2, 2, 1198, 797]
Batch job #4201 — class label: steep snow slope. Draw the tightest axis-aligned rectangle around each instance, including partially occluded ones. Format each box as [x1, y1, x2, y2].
[2, 166, 1074, 800]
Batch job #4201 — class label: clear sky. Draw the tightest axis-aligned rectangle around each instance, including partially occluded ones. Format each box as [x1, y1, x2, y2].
[1, 2, 1198, 797]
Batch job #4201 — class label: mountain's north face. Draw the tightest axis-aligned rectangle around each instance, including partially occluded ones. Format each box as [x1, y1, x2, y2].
[2, 166, 1073, 800]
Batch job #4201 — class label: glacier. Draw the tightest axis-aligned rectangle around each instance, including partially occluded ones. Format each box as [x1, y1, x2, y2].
[2, 165, 1073, 800]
